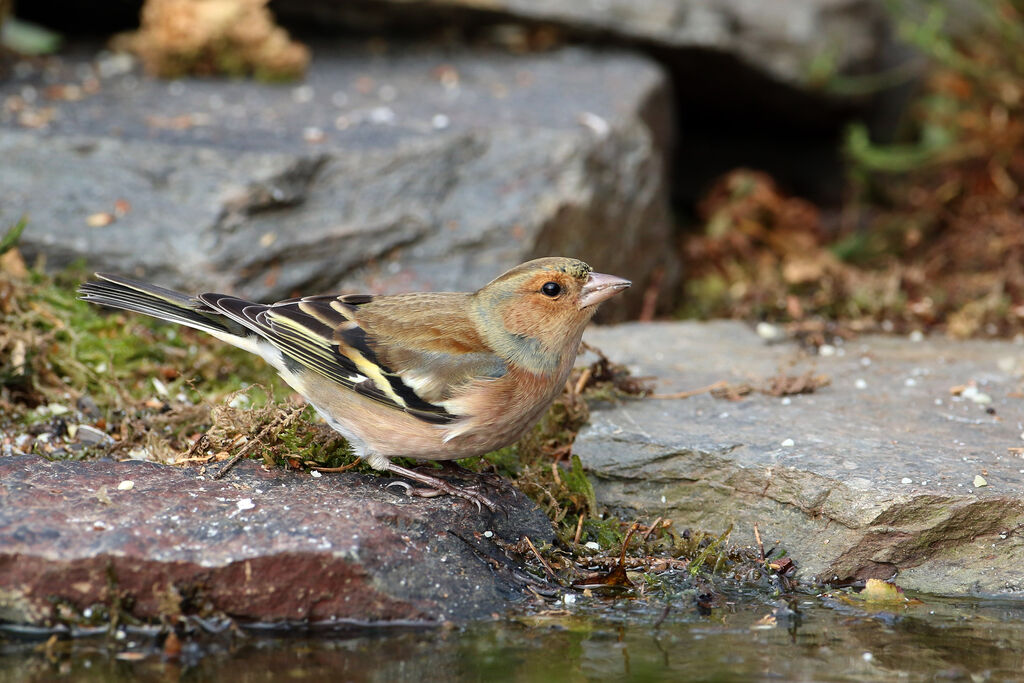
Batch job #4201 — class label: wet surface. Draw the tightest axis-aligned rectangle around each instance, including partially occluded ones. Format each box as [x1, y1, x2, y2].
[3, 581, 1023, 682]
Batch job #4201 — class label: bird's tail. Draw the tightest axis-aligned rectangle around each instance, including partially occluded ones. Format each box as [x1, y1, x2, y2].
[78, 273, 243, 339]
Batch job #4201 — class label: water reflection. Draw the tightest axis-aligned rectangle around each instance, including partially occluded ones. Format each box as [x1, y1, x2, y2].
[4, 592, 1024, 681]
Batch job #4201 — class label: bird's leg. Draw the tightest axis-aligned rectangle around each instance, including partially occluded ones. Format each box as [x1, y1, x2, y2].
[384, 461, 498, 512]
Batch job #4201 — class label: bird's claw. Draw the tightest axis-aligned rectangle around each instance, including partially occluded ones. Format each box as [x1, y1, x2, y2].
[385, 477, 496, 513]
[385, 480, 445, 498]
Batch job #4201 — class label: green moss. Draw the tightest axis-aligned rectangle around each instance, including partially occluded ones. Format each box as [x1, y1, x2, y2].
[275, 406, 354, 468]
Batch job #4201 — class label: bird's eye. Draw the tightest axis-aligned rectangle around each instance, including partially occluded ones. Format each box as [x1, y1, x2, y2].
[541, 282, 562, 297]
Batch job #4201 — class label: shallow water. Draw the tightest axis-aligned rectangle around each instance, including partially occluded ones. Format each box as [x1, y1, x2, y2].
[3, 583, 1022, 682]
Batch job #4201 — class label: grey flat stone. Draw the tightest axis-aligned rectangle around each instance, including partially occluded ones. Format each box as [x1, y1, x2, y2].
[576, 321, 1024, 595]
[1, 44, 675, 319]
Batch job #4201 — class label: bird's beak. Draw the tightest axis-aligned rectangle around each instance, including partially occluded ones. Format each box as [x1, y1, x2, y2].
[579, 271, 631, 309]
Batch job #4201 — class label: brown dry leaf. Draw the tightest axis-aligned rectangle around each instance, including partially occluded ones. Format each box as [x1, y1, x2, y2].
[750, 614, 777, 629]
[710, 383, 754, 401]
[761, 372, 831, 397]
[0, 249, 29, 279]
[782, 254, 830, 285]
[115, 0, 309, 79]
[858, 578, 923, 606]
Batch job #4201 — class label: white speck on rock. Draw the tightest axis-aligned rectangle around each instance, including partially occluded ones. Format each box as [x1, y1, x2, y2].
[578, 111, 610, 137]
[369, 106, 395, 124]
[117, 480, 134, 491]
[236, 498, 255, 511]
[756, 322, 784, 342]
[781, 438, 795, 447]
[961, 385, 992, 404]
[909, 330, 924, 342]
[310, 470, 322, 478]
[292, 85, 315, 103]
[901, 477, 912, 484]
[585, 541, 600, 551]
[855, 378, 867, 390]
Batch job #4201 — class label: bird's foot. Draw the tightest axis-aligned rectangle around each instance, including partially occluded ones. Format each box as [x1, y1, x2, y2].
[385, 463, 499, 513]
[432, 461, 510, 492]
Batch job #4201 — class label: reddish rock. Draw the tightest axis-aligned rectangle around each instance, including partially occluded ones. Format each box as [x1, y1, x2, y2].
[0, 456, 555, 627]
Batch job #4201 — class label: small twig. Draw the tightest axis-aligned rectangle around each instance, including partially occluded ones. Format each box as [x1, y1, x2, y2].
[643, 517, 663, 543]
[638, 265, 664, 323]
[213, 405, 304, 480]
[754, 523, 765, 563]
[653, 603, 671, 630]
[573, 366, 593, 397]
[550, 461, 562, 487]
[573, 513, 586, 545]
[547, 444, 573, 463]
[648, 381, 729, 400]
[181, 433, 210, 462]
[577, 556, 689, 571]
[619, 522, 641, 568]
[306, 458, 362, 472]
[523, 536, 557, 581]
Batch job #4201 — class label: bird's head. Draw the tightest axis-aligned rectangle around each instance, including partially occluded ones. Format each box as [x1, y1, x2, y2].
[473, 257, 631, 372]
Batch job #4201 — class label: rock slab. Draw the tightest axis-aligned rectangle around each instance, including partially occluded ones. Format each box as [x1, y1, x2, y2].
[576, 321, 1024, 596]
[279, 0, 887, 91]
[1, 44, 675, 319]
[0, 456, 554, 626]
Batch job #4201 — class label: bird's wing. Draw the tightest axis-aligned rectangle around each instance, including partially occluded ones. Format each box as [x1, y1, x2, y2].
[199, 291, 506, 425]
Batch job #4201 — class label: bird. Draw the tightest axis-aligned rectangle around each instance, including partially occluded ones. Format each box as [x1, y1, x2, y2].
[79, 257, 631, 510]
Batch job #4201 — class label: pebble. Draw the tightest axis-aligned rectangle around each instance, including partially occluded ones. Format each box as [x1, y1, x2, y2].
[961, 385, 992, 405]
[74, 424, 113, 445]
[781, 438, 795, 447]
[756, 322, 784, 342]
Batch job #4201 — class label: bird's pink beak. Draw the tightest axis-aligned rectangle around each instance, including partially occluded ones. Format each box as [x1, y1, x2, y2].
[579, 271, 631, 309]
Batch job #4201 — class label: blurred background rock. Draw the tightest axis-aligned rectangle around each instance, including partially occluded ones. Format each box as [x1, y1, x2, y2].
[1, 0, 1021, 334]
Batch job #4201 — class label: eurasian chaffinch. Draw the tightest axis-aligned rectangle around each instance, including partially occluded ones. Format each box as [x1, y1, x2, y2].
[79, 257, 630, 510]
